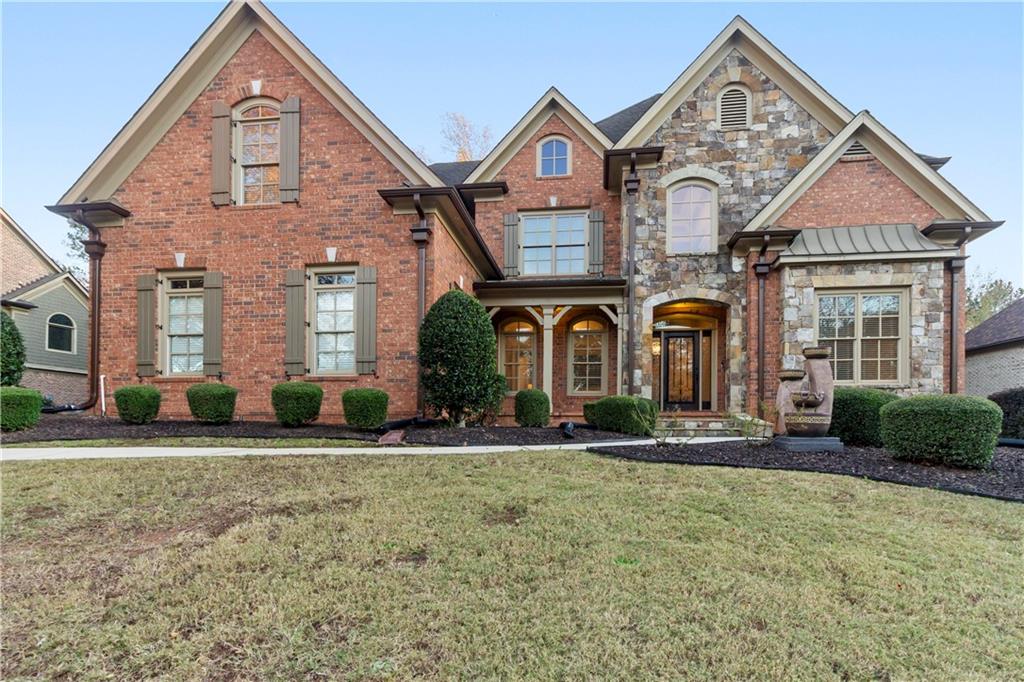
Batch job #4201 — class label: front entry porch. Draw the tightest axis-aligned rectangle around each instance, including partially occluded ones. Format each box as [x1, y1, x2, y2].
[650, 299, 728, 414]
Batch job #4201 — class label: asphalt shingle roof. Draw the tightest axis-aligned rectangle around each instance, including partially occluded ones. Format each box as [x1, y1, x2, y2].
[966, 297, 1024, 352]
[595, 94, 662, 144]
[429, 160, 481, 186]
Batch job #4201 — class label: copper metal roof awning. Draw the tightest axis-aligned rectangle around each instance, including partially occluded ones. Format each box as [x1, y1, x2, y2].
[773, 224, 960, 267]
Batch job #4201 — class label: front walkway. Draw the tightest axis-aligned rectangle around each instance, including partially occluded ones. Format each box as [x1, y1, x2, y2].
[2, 437, 744, 462]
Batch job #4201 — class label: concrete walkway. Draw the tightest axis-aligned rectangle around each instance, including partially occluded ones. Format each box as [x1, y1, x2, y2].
[2, 437, 745, 462]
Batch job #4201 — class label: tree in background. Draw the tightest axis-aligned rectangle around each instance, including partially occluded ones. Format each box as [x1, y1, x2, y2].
[441, 112, 492, 162]
[62, 219, 89, 283]
[1, 311, 26, 386]
[966, 268, 1024, 329]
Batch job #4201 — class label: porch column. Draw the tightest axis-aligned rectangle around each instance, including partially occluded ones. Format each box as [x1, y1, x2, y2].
[533, 305, 573, 402]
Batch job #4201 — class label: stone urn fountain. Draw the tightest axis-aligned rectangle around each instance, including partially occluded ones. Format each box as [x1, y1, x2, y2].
[775, 346, 843, 451]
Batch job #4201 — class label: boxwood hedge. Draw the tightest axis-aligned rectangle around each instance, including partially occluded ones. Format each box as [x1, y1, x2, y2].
[114, 385, 162, 425]
[582, 395, 657, 436]
[186, 383, 238, 424]
[0, 386, 43, 431]
[828, 387, 901, 446]
[342, 388, 389, 429]
[879, 394, 1003, 469]
[514, 389, 550, 427]
[271, 382, 323, 427]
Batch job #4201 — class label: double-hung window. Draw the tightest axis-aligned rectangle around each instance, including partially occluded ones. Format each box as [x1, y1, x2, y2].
[521, 212, 586, 275]
[235, 101, 280, 205]
[501, 320, 536, 392]
[164, 276, 204, 375]
[569, 319, 607, 394]
[311, 271, 356, 374]
[817, 291, 904, 384]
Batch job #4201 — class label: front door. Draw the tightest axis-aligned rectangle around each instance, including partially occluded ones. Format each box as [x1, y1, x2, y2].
[662, 331, 700, 411]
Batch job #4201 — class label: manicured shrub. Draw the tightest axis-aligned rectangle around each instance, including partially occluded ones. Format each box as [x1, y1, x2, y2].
[419, 289, 503, 425]
[880, 394, 1003, 469]
[186, 383, 238, 424]
[476, 374, 507, 427]
[342, 388, 389, 429]
[583, 402, 598, 426]
[271, 381, 323, 427]
[1, 311, 26, 387]
[0, 386, 43, 431]
[828, 387, 901, 446]
[514, 389, 550, 427]
[988, 388, 1024, 439]
[114, 385, 161, 425]
[587, 395, 657, 436]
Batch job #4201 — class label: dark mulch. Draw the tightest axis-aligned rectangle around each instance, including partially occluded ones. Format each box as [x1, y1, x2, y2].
[590, 441, 1024, 502]
[403, 425, 633, 447]
[0, 413, 378, 444]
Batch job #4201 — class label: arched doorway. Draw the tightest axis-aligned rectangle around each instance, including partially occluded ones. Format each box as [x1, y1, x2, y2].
[651, 301, 729, 412]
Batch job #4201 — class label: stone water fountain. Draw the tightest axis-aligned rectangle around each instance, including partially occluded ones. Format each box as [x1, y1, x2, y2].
[774, 346, 843, 452]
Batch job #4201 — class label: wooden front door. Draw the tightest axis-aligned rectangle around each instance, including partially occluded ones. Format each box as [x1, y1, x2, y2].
[662, 332, 700, 411]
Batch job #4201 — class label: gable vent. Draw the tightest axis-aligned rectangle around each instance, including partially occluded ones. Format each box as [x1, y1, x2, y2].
[719, 87, 750, 130]
[842, 140, 870, 158]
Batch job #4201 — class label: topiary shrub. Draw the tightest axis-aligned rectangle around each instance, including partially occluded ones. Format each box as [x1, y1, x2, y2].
[271, 381, 323, 427]
[880, 394, 1003, 469]
[514, 389, 550, 427]
[0, 386, 43, 431]
[988, 388, 1024, 439]
[114, 385, 161, 424]
[587, 395, 657, 436]
[829, 387, 901, 446]
[342, 388, 389, 429]
[1, 311, 26, 387]
[419, 289, 503, 426]
[186, 383, 238, 424]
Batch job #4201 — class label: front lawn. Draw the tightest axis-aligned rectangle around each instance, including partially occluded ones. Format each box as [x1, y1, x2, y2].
[3, 452, 1021, 679]
[5, 436, 373, 449]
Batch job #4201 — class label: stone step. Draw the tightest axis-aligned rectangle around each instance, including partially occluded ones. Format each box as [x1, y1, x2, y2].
[654, 413, 772, 439]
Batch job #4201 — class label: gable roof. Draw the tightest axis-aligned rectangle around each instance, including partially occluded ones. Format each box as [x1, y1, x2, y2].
[57, 0, 442, 206]
[744, 111, 990, 232]
[596, 93, 662, 143]
[464, 87, 614, 184]
[1, 271, 88, 306]
[429, 160, 481, 186]
[613, 16, 854, 149]
[966, 297, 1024, 352]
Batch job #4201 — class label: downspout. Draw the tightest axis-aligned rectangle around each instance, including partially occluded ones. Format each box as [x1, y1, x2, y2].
[947, 227, 971, 394]
[753, 234, 771, 418]
[73, 209, 107, 412]
[623, 152, 640, 396]
[409, 192, 432, 416]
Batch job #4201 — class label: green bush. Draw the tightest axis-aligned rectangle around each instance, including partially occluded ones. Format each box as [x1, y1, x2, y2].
[829, 387, 901, 446]
[988, 388, 1024, 439]
[583, 402, 598, 426]
[342, 388, 389, 429]
[186, 383, 238, 424]
[271, 381, 323, 427]
[586, 395, 657, 436]
[514, 389, 550, 427]
[0, 386, 43, 431]
[114, 385, 161, 424]
[880, 394, 1003, 469]
[476, 374, 507, 427]
[1, 311, 26, 387]
[419, 290, 503, 425]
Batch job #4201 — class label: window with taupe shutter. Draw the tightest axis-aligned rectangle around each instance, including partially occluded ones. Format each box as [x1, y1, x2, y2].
[211, 101, 232, 206]
[718, 86, 750, 131]
[503, 213, 519, 277]
[202, 272, 223, 376]
[355, 266, 377, 375]
[279, 96, 300, 202]
[588, 210, 605, 275]
[136, 274, 157, 377]
[284, 269, 307, 376]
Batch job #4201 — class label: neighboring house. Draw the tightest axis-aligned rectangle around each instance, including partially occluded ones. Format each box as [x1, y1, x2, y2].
[47, 2, 1001, 423]
[965, 298, 1024, 397]
[1, 208, 89, 403]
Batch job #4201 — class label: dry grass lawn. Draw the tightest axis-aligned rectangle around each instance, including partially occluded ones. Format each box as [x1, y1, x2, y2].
[2, 451, 1022, 680]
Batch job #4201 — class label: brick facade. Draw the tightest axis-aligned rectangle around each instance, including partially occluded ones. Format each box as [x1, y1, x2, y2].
[966, 344, 1024, 397]
[1, 219, 55, 295]
[20, 368, 89, 405]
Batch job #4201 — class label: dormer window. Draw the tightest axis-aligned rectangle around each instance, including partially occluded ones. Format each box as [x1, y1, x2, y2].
[718, 84, 751, 130]
[234, 99, 280, 204]
[538, 136, 570, 177]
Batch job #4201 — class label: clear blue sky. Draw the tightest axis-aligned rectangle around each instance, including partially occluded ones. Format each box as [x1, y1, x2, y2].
[3, 2, 1022, 285]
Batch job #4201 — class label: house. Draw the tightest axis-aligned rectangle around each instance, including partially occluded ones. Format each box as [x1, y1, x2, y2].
[966, 297, 1024, 397]
[46, 1, 1001, 424]
[1, 208, 90, 403]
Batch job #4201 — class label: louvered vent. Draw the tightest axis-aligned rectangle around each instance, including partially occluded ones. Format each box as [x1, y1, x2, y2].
[843, 140, 870, 157]
[719, 87, 749, 130]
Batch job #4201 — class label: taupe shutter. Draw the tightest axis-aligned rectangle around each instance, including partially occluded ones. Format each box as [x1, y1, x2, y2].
[355, 265, 377, 375]
[284, 269, 307, 376]
[136, 274, 157, 377]
[202, 272, 223, 376]
[211, 101, 232, 206]
[503, 213, 519, 277]
[588, 210, 605, 275]
[279, 96, 300, 203]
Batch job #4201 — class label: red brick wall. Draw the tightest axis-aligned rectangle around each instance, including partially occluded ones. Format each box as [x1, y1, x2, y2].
[777, 157, 942, 229]
[474, 114, 622, 275]
[744, 252, 782, 416]
[100, 31, 430, 421]
[426, 215, 479, 303]
[20, 368, 88, 405]
[1, 221, 54, 295]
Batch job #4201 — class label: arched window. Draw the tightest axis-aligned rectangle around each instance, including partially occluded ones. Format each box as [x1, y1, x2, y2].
[234, 99, 280, 204]
[718, 84, 751, 130]
[500, 320, 536, 392]
[46, 313, 75, 353]
[667, 181, 717, 254]
[537, 136, 570, 177]
[569, 318, 607, 395]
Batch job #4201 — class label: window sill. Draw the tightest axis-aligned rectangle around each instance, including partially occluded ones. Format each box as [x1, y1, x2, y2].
[226, 203, 288, 211]
[303, 374, 360, 382]
[534, 174, 572, 181]
[153, 375, 206, 383]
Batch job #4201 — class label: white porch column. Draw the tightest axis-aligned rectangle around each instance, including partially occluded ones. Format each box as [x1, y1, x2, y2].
[542, 307, 554, 398]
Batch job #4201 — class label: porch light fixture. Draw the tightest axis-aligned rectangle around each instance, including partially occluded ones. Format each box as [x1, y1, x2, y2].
[325, 247, 337, 262]
[174, 252, 186, 268]
[651, 340, 661, 356]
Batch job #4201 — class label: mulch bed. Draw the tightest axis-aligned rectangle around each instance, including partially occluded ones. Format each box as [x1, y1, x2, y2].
[590, 441, 1024, 502]
[402, 425, 633, 447]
